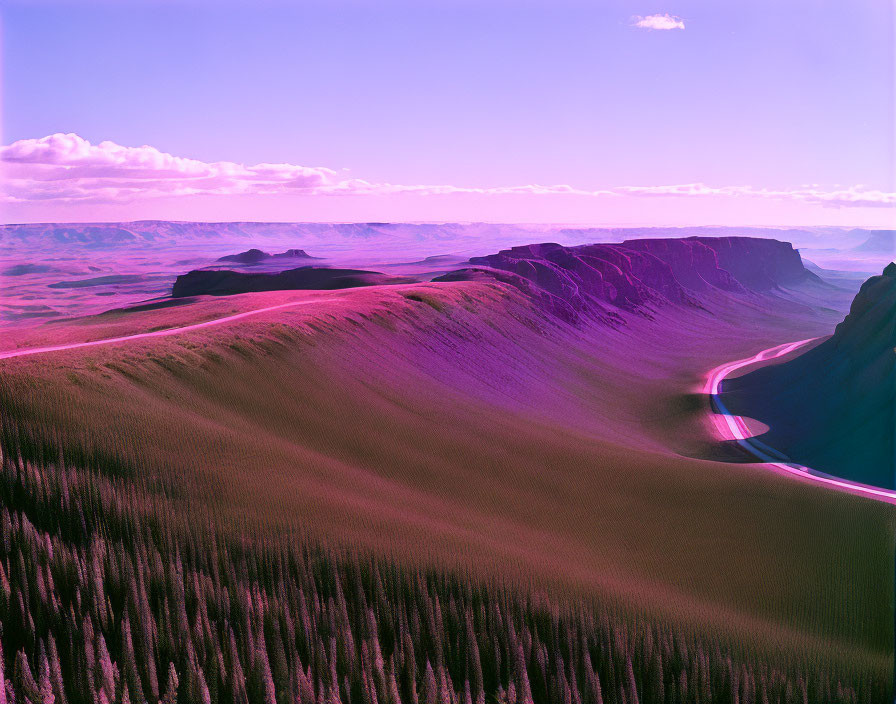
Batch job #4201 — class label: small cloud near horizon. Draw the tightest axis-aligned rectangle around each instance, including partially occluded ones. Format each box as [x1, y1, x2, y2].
[633, 14, 685, 30]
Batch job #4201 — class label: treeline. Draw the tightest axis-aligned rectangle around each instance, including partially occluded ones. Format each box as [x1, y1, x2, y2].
[0, 423, 885, 703]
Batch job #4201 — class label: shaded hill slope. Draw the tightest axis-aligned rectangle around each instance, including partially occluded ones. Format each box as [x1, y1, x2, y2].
[723, 263, 896, 489]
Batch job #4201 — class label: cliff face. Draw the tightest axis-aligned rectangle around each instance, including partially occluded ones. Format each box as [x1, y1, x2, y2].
[689, 237, 818, 290]
[723, 263, 896, 489]
[468, 242, 695, 317]
[834, 262, 896, 341]
[452, 236, 816, 324]
[619, 238, 744, 293]
[625, 236, 817, 290]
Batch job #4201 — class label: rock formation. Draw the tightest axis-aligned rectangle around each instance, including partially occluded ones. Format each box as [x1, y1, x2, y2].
[217, 248, 315, 264]
[172, 266, 417, 297]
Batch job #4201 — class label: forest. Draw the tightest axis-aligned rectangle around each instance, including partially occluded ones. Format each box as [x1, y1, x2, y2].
[0, 397, 881, 704]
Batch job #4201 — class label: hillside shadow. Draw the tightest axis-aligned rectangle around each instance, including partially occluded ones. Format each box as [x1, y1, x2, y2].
[655, 391, 776, 464]
[685, 438, 765, 463]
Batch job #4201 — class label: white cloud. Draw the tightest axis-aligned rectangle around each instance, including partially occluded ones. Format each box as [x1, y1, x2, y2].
[616, 183, 896, 208]
[1, 133, 892, 209]
[0, 134, 618, 203]
[633, 14, 685, 30]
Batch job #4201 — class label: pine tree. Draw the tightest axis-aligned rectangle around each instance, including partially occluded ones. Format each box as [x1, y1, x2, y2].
[13, 650, 41, 704]
[46, 635, 67, 704]
[197, 667, 212, 704]
[621, 657, 637, 704]
[582, 655, 602, 704]
[424, 661, 438, 704]
[385, 656, 402, 704]
[462, 679, 473, 704]
[36, 641, 53, 704]
[645, 651, 662, 704]
[95, 633, 117, 703]
[121, 617, 145, 704]
[229, 629, 250, 704]
[161, 663, 179, 704]
[0, 634, 6, 704]
[252, 641, 278, 704]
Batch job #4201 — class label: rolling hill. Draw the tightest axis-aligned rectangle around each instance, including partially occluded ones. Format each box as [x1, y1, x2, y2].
[0, 236, 890, 702]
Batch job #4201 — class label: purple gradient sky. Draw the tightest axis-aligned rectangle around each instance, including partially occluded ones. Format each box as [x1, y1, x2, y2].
[1, 0, 894, 225]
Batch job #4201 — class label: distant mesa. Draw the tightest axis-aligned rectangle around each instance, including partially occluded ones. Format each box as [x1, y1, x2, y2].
[852, 230, 895, 254]
[2, 263, 56, 276]
[172, 267, 418, 297]
[0, 225, 140, 246]
[2, 309, 62, 321]
[418, 254, 462, 264]
[49, 225, 138, 245]
[216, 248, 318, 264]
[48, 274, 145, 289]
[722, 262, 896, 489]
[386, 253, 466, 270]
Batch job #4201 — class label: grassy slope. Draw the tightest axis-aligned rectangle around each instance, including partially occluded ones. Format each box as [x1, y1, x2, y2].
[0, 280, 892, 681]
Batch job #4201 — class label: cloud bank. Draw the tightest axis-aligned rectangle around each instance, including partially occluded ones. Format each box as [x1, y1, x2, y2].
[633, 14, 686, 30]
[2, 133, 892, 210]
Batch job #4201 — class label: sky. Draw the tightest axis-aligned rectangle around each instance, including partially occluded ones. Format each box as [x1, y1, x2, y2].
[1, 0, 894, 226]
